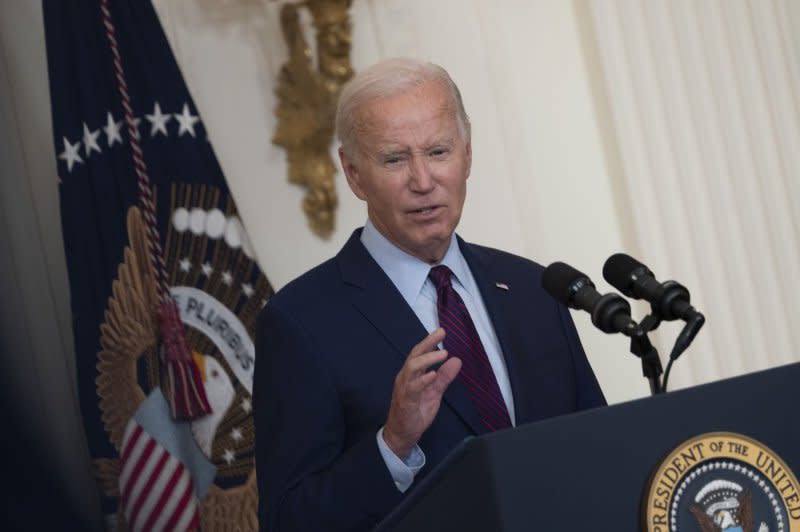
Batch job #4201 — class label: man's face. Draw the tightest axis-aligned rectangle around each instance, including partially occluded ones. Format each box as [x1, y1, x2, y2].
[340, 79, 472, 263]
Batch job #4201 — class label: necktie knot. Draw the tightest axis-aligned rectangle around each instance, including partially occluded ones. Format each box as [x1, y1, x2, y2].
[428, 265, 453, 290]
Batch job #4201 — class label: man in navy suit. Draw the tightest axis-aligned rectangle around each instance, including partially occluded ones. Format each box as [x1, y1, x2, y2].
[254, 58, 606, 532]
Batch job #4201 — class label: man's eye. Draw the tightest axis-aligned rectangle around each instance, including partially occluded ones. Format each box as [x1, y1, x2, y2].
[429, 148, 448, 157]
[384, 156, 402, 165]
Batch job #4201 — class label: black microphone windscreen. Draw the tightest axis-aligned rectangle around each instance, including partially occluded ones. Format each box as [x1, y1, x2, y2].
[542, 261, 589, 306]
[603, 253, 646, 292]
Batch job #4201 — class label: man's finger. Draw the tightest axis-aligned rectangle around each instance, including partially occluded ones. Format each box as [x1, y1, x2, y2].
[406, 349, 448, 375]
[408, 328, 446, 359]
[432, 356, 462, 394]
[407, 368, 439, 394]
[408, 356, 461, 398]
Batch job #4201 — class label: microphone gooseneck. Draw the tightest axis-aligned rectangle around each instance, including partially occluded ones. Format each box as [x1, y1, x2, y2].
[602, 253, 700, 322]
[542, 258, 707, 396]
[542, 261, 638, 337]
[602, 253, 707, 392]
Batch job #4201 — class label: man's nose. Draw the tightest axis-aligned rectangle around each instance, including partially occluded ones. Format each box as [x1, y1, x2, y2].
[408, 156, 434, 192]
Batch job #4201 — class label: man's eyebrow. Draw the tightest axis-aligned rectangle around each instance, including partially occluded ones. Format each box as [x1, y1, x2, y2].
[429, 137, 455, 147]
[377, 148, 409, 157]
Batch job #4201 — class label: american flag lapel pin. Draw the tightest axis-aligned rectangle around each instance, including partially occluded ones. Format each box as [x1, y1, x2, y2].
[495, 281, 509, 291]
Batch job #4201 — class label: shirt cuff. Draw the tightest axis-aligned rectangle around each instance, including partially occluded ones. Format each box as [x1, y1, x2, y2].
[376, 427, 426, 493]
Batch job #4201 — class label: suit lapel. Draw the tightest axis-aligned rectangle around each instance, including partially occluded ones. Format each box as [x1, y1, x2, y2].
[459, 238, 534, 426]
[337, 230, 427, 360]
[337, 230, 486, 436]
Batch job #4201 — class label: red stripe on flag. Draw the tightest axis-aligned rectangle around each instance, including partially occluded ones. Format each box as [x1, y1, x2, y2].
[163, 477, 198, 531]
[140, 462, 185, 531]
[121, 437, 157, 507]
[127, 449, 170, 528]
[119, 424, 143, 464]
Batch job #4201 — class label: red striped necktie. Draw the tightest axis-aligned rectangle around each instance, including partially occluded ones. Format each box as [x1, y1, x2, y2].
[429, 265, 512, 431]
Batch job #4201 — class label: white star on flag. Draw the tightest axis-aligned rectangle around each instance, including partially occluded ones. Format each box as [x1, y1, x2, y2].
[82, 123, 102, 157]
[179, 258, 192, 272]
[58, 136, 83, 172]
[241, 283, 254, 297]
[145, 102, 171, 137]
[104, 112, 124, 147]
[230, 427, 243, 442]
[200, 262, 213, 277]
[222, 271, 233, 286]
[174, 103, 200, 137]
[223, 449, 235, 464]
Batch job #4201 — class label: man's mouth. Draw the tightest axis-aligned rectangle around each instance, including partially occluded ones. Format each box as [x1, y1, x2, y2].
[409, 206, 439, 215]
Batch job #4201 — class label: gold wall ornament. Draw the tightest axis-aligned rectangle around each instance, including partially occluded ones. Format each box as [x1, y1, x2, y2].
[273, 0, 354, 238]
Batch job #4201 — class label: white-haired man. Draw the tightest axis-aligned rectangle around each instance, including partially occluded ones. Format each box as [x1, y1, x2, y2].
[254, 58, 605, 532]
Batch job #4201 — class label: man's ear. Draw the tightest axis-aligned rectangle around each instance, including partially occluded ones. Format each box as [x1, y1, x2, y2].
[339, 147, 367, 200]
[465, 141, 472, 179]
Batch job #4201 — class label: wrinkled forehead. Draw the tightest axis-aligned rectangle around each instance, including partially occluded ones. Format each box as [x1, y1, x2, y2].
[352, 81, 460, 140]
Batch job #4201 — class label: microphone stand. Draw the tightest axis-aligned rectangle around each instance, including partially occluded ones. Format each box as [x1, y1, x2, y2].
[627, 325, 664, 395]
[662, 313, 705, 392]
[637, 312, 705, 393]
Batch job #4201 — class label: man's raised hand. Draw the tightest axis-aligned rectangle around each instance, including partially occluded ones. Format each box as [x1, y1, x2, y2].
[382, 328, 462, 459]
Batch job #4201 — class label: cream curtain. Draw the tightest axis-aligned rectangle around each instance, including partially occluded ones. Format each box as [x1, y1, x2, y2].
[585, 0, 800, 389]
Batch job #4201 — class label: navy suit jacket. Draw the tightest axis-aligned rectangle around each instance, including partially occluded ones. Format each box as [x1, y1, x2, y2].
[254, 230, 606, 532]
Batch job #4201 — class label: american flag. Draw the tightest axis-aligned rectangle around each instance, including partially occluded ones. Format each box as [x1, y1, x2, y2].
[119, 390, 215, 532]
[120, 424, 199, 532]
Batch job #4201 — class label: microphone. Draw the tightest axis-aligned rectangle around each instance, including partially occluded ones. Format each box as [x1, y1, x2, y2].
[542, 261, 638, 336]
[602, 253, 698, 322]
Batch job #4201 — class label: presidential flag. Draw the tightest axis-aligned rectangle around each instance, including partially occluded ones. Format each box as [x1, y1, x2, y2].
[43, 1, 273, 529]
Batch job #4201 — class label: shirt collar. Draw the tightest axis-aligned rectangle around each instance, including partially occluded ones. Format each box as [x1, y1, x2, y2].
[360, 219, 470, 307]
